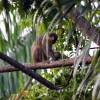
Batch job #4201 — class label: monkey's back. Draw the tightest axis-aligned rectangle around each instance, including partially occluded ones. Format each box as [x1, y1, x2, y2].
[31, 41, 47, 63]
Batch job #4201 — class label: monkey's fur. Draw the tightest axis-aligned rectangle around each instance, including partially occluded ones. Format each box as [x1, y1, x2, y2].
[31, 33, 61, 63]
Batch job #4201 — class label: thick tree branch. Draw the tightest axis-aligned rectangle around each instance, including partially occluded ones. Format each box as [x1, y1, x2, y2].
[0, 52, 61, 90]
[0, 56, 91, 73]
[67, 8, 100, 46]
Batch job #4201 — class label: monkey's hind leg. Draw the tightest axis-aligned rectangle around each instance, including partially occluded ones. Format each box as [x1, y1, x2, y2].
[33, 47, 47, 62]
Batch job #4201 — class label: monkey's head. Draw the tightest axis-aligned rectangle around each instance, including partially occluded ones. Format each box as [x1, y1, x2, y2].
[48, 33, 58, 44]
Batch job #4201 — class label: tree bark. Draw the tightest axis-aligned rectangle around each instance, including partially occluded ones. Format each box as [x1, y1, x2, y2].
[0, 56, 91, 73]
[67, 8, 100, 46]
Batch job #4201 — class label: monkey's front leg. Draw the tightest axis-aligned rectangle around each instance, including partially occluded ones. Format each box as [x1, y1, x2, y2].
[47, 50, 61, 61]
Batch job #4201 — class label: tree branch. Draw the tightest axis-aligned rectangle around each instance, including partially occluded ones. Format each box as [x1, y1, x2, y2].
[67, 8, 100, 46]
[0, 52, 61, 90]
[0, 56, 91, 73]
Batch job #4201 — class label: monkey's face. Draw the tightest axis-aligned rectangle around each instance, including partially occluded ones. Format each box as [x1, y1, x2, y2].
[49, 33, 58, 44]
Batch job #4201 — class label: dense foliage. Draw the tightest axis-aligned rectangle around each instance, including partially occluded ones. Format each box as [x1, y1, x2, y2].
[0, 0, 100, 99]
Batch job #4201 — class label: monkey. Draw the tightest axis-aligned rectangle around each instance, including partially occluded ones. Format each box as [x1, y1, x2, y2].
[31, 32, 61, 63]
[15, 33, 61, 100]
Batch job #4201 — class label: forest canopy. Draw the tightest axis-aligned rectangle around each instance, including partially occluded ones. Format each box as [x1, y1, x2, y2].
[0, 0, 100, 100]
